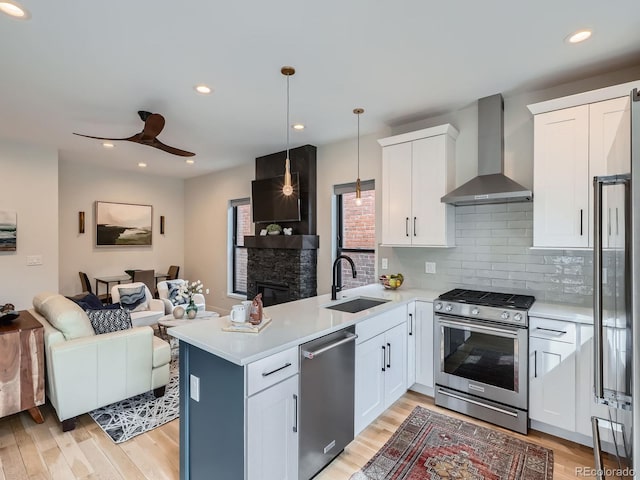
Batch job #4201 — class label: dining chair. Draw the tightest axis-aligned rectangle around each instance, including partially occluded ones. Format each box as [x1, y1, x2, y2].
[132, 269, 156, 297]
[78, 272, 109, 303]
[167, 265, 180, 280]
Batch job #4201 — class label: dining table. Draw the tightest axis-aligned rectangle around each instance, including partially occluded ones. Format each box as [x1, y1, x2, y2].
[94, 274, 132, 300]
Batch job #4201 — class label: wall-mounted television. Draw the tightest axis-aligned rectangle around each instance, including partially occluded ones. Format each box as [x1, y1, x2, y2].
[251, 173, 301, 223]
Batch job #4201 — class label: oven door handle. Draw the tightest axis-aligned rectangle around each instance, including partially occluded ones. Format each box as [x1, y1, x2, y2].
[437, 319, 519, 338]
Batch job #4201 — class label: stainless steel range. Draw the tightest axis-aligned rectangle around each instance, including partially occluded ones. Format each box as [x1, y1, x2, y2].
[434, 288, 535, 434]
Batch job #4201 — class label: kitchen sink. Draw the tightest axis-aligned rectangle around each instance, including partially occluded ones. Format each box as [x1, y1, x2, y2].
[325, 297, 389, 313]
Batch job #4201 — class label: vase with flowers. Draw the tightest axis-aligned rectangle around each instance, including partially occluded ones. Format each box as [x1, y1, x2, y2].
[177, 280, 204, 319]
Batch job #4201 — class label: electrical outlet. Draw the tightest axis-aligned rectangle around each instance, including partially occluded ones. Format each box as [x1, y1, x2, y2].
[26, 255, 43, 266]
[205, 288, 210, 294]
[190, 374, 200, 402]
[425, 262, 436, 274]
[381, 258, 388, 270]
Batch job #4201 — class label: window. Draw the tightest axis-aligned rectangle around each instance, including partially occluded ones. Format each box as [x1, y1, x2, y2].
[334, 181, 376, 290]
[230, 198, 251, 295]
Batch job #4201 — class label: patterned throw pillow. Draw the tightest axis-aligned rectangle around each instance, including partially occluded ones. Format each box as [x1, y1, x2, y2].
[118, 285, 148, 312]
[167, 281, 186, 305]
[86, 308, 132, 335]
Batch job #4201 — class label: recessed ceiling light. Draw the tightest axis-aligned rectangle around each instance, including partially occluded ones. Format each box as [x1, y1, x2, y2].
[102, 142, 115, 148]
[0, 1, 30, 19]
[292, 124, 305, 130]
[185, 159, 195, 165]
[567, 29, 592, 44]
[194, 84, 212, 94]
[138, 162, 147, 168]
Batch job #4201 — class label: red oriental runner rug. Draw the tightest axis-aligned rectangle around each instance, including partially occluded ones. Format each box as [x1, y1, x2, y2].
[350, 406, 553, 480]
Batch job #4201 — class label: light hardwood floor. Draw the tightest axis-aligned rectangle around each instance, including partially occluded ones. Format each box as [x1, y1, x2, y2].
[0, 390, 613, 480]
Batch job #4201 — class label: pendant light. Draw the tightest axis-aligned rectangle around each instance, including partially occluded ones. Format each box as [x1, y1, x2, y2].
[354, 107, 364, 206]
[281, 66, 295, 196]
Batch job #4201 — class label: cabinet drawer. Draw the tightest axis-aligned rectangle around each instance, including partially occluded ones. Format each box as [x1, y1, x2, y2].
[530, 317, 576, 344]
[247, 346, 299, 396]
[356, 305, 407, 344]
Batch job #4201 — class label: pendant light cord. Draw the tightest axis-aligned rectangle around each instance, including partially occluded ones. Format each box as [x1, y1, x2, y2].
[357, 112, 360, 179]
[286, 73, 290, 160]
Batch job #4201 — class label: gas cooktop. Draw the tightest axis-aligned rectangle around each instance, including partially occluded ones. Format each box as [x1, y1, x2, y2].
[438, 288, 536, 310]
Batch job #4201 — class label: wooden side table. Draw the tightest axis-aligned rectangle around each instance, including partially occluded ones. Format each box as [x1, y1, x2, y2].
[0, 310, 45, 423]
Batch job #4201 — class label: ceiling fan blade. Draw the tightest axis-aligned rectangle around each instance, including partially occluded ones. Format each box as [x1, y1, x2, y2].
[150, 138, 195, 157]
[141, 113, 165, 138]
[73, 132, 139, 141]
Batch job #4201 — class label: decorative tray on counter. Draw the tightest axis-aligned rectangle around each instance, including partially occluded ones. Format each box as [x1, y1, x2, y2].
[222, 316, 272, 334]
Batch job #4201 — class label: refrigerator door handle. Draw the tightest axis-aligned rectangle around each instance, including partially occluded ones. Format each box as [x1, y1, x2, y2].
[593, 176, 605, 401]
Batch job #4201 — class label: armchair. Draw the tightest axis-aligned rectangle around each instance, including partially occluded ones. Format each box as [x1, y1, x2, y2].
[31, 292, 170, 431]
[111, 282, 164, 327]
[157, 279, 206, 315]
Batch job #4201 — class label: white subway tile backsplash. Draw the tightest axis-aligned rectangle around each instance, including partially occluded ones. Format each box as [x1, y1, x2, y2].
[381, 203, 592, 306]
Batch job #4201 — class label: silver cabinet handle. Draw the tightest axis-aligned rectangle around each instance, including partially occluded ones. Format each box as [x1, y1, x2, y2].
[413, 217, 417, 236]
[405, 217, 409, 237]
[386, 342, 391, 369]
[534, 350, 537, 378]
[293, 394, 298, 433]
[408, 313, 413, 336]
[580, 208, 584, 236]
[262, 362, 292, 377]
[381, 345, 386, 372]
[302, 332, 357, 359]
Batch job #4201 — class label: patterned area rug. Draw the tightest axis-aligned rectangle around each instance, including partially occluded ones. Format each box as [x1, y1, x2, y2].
[89, 353, 179, 443]
[351, 406, 553, 480]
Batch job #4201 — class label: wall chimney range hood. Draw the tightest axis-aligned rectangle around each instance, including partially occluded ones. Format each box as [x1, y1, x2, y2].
[441, 94, 532, 206]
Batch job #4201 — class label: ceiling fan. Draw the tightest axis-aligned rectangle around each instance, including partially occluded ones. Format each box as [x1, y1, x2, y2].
[73, 111, 195, 157]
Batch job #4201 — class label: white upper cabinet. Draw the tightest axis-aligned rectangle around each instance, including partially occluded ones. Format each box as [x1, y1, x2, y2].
[530, 95, 630, 249]
[378, 125, 457, 247]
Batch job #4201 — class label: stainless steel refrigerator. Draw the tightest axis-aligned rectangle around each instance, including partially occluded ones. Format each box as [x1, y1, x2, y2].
[592, 88, 639, 479]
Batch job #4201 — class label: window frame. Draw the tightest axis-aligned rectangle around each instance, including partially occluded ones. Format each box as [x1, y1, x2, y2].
[228, 198, 251, 297]
[334, 180, 375, 287]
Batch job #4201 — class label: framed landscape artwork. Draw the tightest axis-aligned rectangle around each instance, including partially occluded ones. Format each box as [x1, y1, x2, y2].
[95, 201, 152, 246]
[0, 210, 17, 252]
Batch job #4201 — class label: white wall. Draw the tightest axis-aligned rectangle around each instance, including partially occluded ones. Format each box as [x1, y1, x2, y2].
[316, 131, 389, 293]
[0, 140, 59, 310]
[58, 159, 185, 296]
[184, 162, 254, 313]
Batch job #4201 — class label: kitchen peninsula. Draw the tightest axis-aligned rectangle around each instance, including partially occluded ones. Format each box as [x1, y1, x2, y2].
[169, 284, 438, 480]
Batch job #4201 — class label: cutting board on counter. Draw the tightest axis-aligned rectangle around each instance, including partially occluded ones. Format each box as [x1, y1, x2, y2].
[222, 317, 272, 333]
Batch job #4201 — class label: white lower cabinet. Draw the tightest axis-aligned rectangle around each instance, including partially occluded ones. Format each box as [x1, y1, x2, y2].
[247, 374, 299, 480]
[414, 301, 434, 392]
[355, 321, 407, 435]
[529, 334, 576, 431]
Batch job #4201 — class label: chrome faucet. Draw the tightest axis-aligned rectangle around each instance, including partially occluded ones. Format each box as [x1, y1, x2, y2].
[331, 255, 357, 300]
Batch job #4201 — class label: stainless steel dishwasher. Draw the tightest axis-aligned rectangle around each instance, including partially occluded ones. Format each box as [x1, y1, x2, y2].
[299, 327, 357, 480]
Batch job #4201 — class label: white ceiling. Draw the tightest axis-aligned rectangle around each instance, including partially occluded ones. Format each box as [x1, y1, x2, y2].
[1, 0, 639, 179]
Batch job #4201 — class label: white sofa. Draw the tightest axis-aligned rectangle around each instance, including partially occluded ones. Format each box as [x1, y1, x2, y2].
[157, 279, 206, 315]
[110, 282, 164, 327]
[31, 292, 170, 431]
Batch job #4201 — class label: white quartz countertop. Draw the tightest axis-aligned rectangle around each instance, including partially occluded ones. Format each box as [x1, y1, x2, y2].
[529, 301, 593, 324]
[168, 284, 439, 366]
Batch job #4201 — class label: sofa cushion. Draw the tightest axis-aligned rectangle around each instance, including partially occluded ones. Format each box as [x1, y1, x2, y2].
[33, 293, 95, 340]
[118, 285, 148, 312]
[86, 308, 133, 335]
[166, 280, 186, 305]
